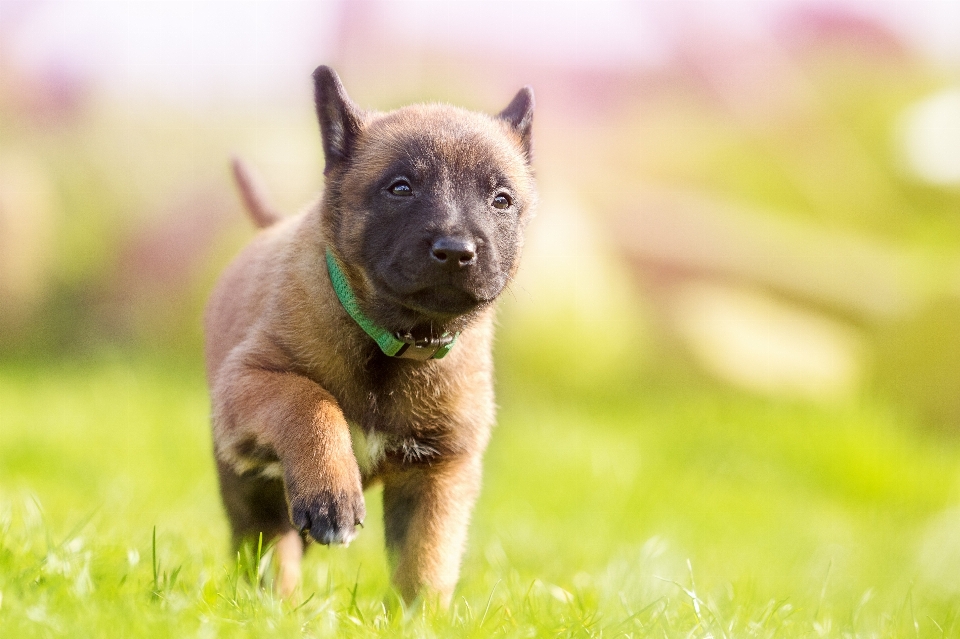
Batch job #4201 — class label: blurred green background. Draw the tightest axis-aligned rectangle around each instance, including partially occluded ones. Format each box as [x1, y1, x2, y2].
[3, 1, 960, 636]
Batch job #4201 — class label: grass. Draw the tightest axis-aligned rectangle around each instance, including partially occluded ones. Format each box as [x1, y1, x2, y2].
[2, 356, 960, 637]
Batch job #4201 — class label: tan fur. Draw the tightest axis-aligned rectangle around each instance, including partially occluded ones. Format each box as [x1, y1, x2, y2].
[275, 530, 304, 597]
[206, 77, 534, 605]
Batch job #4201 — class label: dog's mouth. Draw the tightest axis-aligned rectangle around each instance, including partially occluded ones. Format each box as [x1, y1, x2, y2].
[370, 272, 501, 320]
[357, 259, 509, 337]
[380, 282, 491, 318]
[401, 285, 489, 317]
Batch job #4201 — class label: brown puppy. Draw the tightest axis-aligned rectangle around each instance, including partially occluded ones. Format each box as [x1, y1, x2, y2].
[204, 66, 536, 604]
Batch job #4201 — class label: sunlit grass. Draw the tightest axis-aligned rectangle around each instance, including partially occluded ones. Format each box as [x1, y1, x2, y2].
[2, 357, 960, 637]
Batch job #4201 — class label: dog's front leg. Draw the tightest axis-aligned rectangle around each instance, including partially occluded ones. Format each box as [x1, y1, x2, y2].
[213, 361, 366, 549]
[382, 456, 483, 606]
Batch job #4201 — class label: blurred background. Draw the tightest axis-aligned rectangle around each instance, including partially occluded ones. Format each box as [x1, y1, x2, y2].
[3, 0, 960, 419]
[4, 0, 960, 630]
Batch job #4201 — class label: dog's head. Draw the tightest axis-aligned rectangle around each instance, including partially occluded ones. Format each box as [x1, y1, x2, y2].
[314, 66, 536, 339]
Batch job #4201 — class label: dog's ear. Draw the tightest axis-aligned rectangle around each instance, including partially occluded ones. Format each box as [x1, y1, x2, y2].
[313, 66, 364, 174]
[498, 86, 534, 161]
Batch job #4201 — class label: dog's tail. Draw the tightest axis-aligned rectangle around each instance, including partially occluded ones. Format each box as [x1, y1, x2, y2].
[231, 156, 282, 229]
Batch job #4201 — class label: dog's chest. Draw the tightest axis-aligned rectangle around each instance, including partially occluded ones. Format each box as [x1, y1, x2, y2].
[315, 344, 479, 475]
[336, 367, 460, 475]
[335, 352, 447, 429]
[344, 389, 452, 475]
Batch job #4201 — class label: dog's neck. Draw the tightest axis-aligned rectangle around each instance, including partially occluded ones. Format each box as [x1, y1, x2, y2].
[325, 249, 458, 361]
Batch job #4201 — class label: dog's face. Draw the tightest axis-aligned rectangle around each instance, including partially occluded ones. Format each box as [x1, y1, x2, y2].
[314, 67, 536, 336]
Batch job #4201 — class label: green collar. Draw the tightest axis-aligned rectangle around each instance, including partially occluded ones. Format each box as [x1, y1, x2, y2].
[325, 249, 457, 360]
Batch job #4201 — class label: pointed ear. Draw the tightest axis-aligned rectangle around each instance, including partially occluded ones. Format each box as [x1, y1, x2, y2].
[313, 65, 364, 174]
[498, 86, 534, 161]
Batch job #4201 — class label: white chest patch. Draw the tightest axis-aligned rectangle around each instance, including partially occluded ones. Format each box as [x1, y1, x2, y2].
[349, 422, 385, 475]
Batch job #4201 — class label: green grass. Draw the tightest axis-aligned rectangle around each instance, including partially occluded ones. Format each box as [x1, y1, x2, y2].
[2, 357, 960, 637]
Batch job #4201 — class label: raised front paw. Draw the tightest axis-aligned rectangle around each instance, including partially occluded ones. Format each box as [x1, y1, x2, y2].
[289, 487, 366, 546]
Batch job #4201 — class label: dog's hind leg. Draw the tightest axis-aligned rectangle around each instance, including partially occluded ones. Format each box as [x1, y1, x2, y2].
[216, 458, 304, 597]
[275, 529, 304, 598]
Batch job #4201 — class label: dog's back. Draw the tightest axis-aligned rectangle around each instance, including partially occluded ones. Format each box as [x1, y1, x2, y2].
[203, 210, 298, 386]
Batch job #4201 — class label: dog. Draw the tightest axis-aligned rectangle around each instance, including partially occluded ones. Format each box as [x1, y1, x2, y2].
[204, 65, 536, 604]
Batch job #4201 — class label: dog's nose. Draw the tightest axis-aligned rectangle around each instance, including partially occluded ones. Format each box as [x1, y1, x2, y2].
[431, 237, 477, 269]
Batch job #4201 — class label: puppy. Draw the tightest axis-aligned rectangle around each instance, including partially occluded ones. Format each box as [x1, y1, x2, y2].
[204, 66, 536, 604]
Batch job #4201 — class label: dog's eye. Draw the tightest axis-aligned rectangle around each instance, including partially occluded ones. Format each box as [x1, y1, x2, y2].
[492, 193, 512, 210]
[388, 180, 413, 196]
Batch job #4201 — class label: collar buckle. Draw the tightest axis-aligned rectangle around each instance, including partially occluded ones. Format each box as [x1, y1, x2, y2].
[393, 332, 456, 360]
